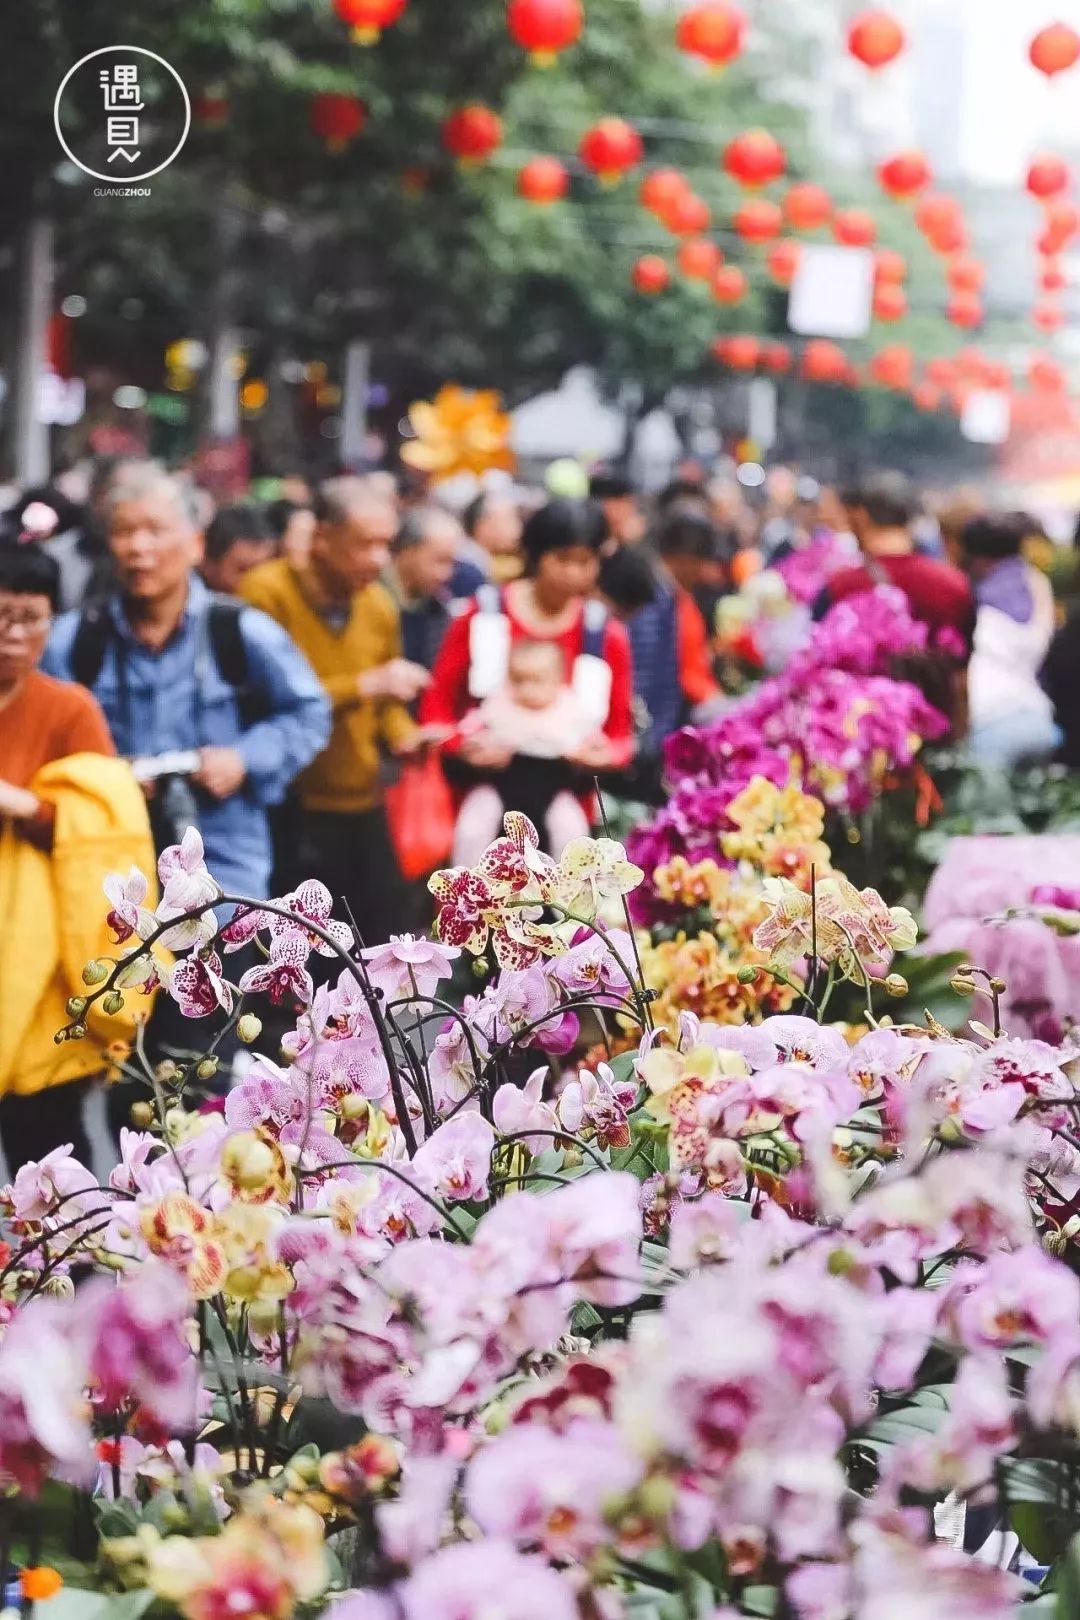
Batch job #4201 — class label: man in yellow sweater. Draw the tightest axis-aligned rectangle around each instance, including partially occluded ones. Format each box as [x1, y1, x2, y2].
[241, 477, 432, 943]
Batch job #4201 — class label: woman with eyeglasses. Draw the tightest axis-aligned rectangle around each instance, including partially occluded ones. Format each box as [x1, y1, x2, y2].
[0, 541, 157, 1174]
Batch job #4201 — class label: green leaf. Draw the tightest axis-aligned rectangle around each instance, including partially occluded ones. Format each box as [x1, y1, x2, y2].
[36, 1590, 155, 1620]
[1012, 1501, 1073, 1567]
[865, 1403, 947, 1445]
[1060, 1534, 1080, 1620]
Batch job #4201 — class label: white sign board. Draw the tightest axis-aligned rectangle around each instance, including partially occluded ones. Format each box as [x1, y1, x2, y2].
[961, 389, 1011, 445]
[788, 244, 874, 339]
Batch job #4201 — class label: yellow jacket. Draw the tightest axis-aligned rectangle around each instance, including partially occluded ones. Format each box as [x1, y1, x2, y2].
[0, 753, 159, 1097]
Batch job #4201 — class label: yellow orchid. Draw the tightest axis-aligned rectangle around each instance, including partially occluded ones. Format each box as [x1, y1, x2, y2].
[400, 384, 516, 481]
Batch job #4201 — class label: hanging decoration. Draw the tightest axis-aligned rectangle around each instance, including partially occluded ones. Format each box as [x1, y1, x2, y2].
[1041, 259, 1067, 294]
[912, 382, 942, 412]
[676, 2, 747, 69]
[869, 344, 914, 388]
[310, 93, 367, 150]
[873, 248, 907, 284]
[579, 118, 644, 184]
[400, 386, 515, 480]
[945, 256, 986, 294]
[507, 0, 584, 66]
[722, 129, 786, 189]
[802, 339, 848, 382]
[924, 356, 956, 388]
[714, 334, 760, 369]
[1033, 300, 1064, 333]
[761, 341, 791, 373]
[847, 10, 905, 70]
[872, 284, 907, 322]
[1039, 202, 1080, 254]
[783, 182, 832, 231]
[640, 168, 690, 215]
[442, 104, 504, 165]
[831, 207, 877, 247]
[712, 264, 748, 303]
[677, 238, 723, 280]
[663, 191, 712, 235]
[915, 192, 961, 238]
[733, 197, 783, 243]
[877, 150, 932, 200]
[332, 0, 407, 45]
[1026, 155, 1071, 202]
[516, 156, 570, 203]
[632, 255, 671, 294]
[766, 239, 802, 286]
[946, 291, 984, 329]
[1030, 354, 1065, 390]
[1029, 22, 1080, 78]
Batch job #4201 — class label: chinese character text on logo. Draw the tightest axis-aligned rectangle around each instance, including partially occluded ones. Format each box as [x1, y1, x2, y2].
[100, 61, 144, 164]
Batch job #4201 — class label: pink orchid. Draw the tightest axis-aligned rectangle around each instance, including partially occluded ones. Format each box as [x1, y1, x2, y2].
[0, 1298, 93, 1494]
[558, 1063, 638, 1150]
[477, 812, 558, 903]
[376, 1455, 458, 1566]
[167, 950, 234, 1018]
[428, 866, 497, 954]
[238, 929, 314, 1007]
[413, 1113, 495, 1204]
[361, 934, 460, 1001]
[81, 1261, 199, 1431]
[103, 865, 156, 944]
[492, 1068, 558, 1154]
[157, 826, 220, 912]
[279, 879, 355, 956]
[544, 1171, 643, 1308]
[9, 1144, 98, 1223]
[400, 1540, 578, 1620]
[942, 1246, 1080, 1352]
[552, 928, 633, 1001]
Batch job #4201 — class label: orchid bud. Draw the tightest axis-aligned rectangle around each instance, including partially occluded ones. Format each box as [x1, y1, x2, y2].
[472, 956, 491, 978]
[884, 973, 908, 998]
[196, 1057, 219, 1081]
[221, 1131, 278, 1191]
[1045, 1228, 1069, 1258]
[102, 990, 125, 1016]
[70, 1023, 87, 1040]
[130, 1102, 155, 1129]
[82, 958, 111, 986]
[66, 996, 87, 1018]
[950, 972, 976, 996]
[736, 965, 759, 984]
[236, 1013, 262, 1045]
[562, 1145, 583, 1170]
[989, 976, 1007, 995]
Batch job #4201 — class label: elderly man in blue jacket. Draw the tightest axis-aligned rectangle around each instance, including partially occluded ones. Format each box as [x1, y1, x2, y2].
[44, 461, 329, 902]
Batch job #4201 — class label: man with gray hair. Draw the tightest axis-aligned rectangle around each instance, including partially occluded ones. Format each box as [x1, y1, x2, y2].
[42, 460, 330, 899]
[384, 504, 464, 673]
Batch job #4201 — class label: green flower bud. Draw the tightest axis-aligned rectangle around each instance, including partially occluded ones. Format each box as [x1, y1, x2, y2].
[950, 972, 976, 996]
[989, 976, 1007, 996]
[70, 1023, 87, 1041]
[472, 956, 491, 978]
[66, 995, 88, 1018]
[236, 1013, 262, 1045]
[195, 1058, 219, 1082]
[736, 965, 759, 985]
[102, 990, 125, 1016]
[884, 973, 908, 998]
[130, 1102, 155, 1129]
[82, 958, 111, 987]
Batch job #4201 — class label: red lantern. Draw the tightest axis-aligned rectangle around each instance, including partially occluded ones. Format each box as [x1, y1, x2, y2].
[872, 284, 908, 322]
[930, 219, 969, 256]
[1040, 202, 1080, 253]
[802, 339, 847, 382]
[915, 192, 960, 237]
[783, 182, 832, 232]
[832, 207, 877, 247]
[193, 91, 230, 128]
[1030, 22, 1080, 78]
[870, 344, 914, 388]
[877, 150, 931, 200]
[734, 198, 783, 243]
[631, 255, 670, 295]
[946, 256, 986, 294]
[766, 239, 802, 286]
[508, 0, 583, 64]
[1030, 353, 1065, 390]
[947, 291, 984, 329]
[712, 264, 748, 304]
[676, 2, 747, 69]
[1033, 300, 1064, 333]
[310, 93, 367, 150]
[579, 118, 644, 184]
[984, 361, 1011, 390]
[640, 168, 690, 215]
[516, 156, 569, 204]
[663, 191, 712, 236]
[761, 341, 791, 373]
[678, 238, 723, 280]
[332, 0, 407, 45]
[847, 10, 905, 70]
[1027, 154, 1071, 202]
[442, 104, 503, 165]
[1041, 258, 1067, 294]
[723, 129, 786, 189]
[873, 248, 907, 284]
[912, 382, 942, 412]
[722, 334, 760, 370]
[924, 357, 956, 387]
[955, 347, 990, 380]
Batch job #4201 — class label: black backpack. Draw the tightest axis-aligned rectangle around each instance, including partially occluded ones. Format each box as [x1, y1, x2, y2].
[70, 596, 252, 716]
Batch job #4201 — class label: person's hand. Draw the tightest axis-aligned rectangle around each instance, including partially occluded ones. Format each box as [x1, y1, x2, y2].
[460, 735, 514, 771]
[564, 735, 615, 771]
[0, 778, 39, 820]
[359, 659, 431, 704]
[193, 746, 247, 799]
[392, 724, 454, 759]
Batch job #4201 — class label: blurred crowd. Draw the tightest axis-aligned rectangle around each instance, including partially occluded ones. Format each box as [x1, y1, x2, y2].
[2, 449, 1079, 1174]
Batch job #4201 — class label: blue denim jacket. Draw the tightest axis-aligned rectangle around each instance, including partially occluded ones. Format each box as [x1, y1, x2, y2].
[43, 574, 330, 899]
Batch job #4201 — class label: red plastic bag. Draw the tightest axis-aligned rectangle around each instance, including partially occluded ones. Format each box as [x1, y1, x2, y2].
[384, 754, 455, 881]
